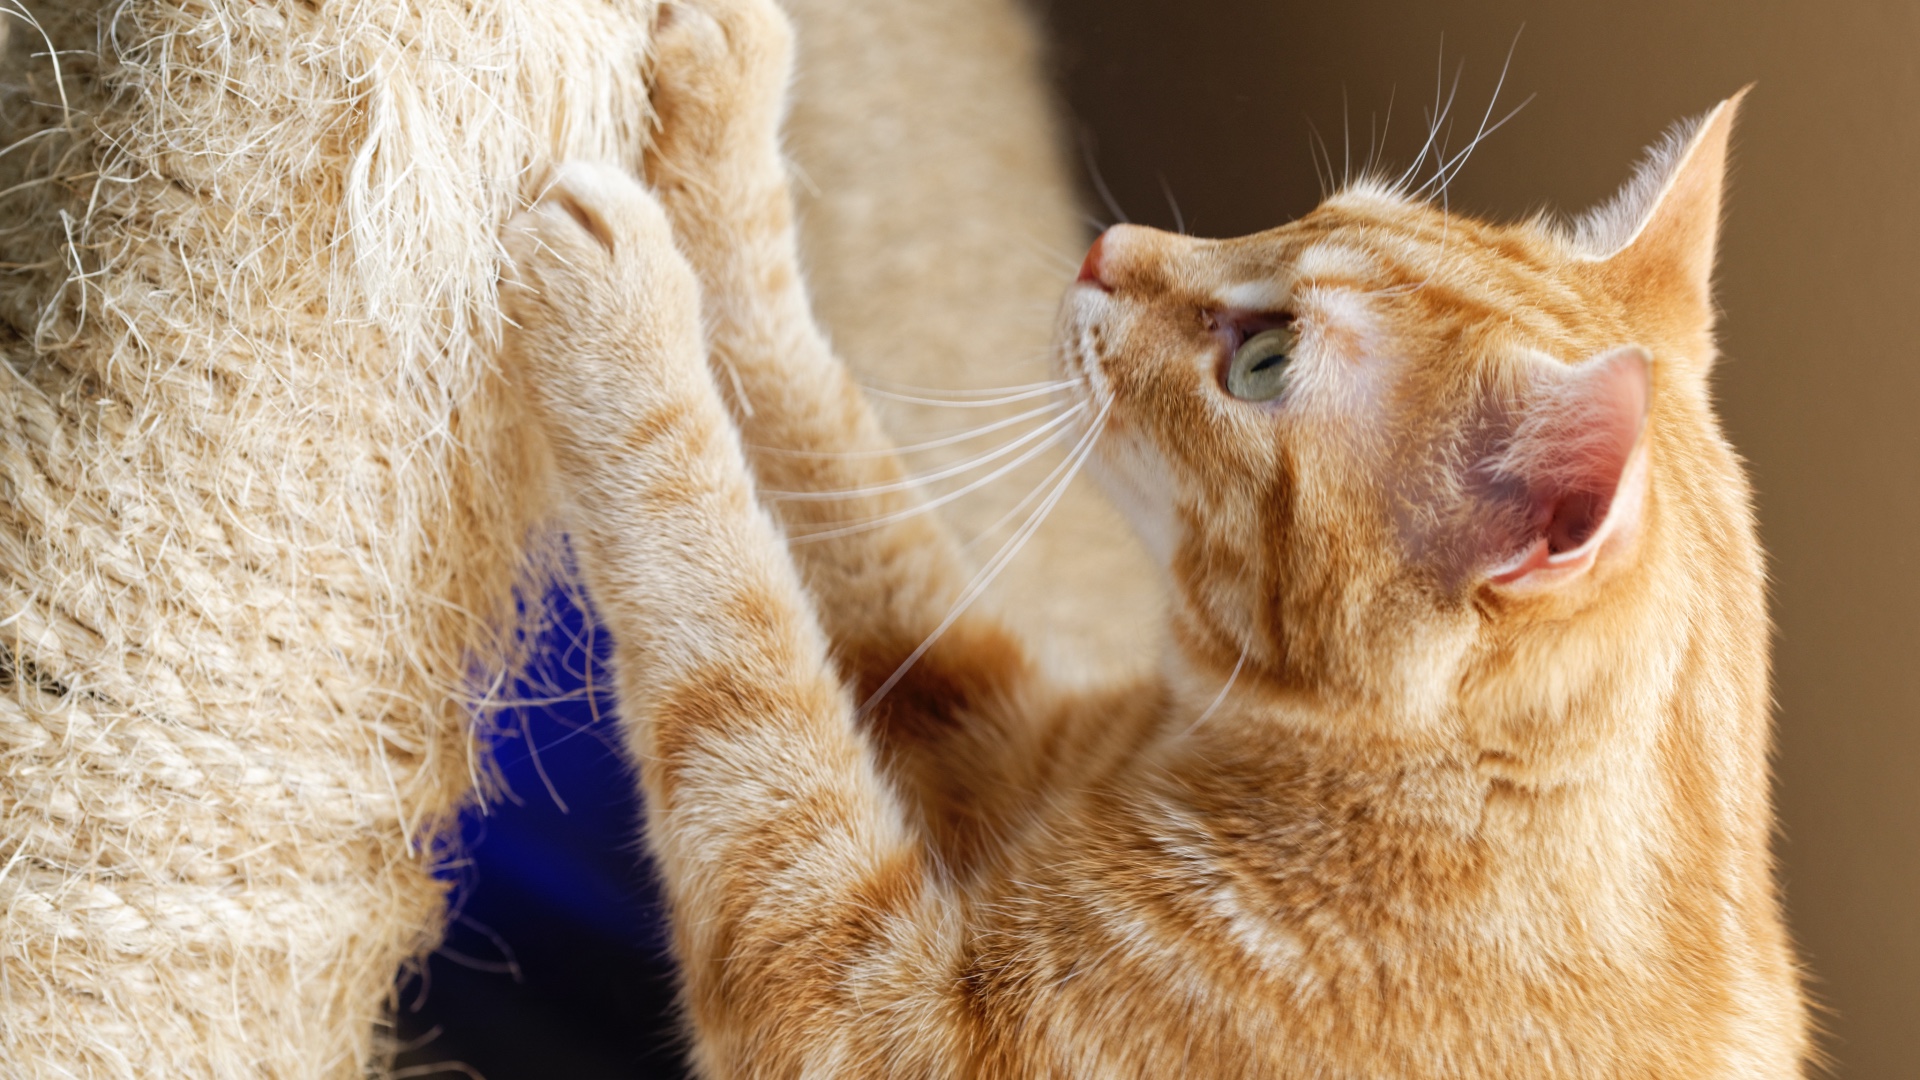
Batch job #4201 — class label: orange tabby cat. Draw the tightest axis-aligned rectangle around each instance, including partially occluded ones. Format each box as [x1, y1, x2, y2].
[500, 0, 1809, 1074]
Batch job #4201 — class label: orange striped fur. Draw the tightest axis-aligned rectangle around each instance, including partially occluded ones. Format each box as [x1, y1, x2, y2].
[501, 2, 1807, 1074]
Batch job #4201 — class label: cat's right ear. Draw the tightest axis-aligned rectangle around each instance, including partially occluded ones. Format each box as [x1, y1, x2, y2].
[1477, 347, 1654, 595]
[1573, 90, 1748, 322]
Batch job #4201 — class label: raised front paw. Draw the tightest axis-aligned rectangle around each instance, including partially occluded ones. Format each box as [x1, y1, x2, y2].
[501, 161, 706, 450]
[645, 0, 795, 185]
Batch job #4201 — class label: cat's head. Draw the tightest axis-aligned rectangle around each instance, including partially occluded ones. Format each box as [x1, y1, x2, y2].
[1056, 94, 1755, 768]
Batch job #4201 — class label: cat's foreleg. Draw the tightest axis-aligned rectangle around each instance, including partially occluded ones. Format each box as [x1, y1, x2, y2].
[640, 0, 1043, 711]
[502, 165, 958, 1073]
[626, 1, 1078, 872]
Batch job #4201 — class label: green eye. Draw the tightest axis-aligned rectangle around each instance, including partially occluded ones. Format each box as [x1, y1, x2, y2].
[1226, 327, 1296, 402]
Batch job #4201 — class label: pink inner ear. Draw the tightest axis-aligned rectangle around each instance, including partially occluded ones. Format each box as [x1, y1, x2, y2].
[1486, 348, 1651, 586]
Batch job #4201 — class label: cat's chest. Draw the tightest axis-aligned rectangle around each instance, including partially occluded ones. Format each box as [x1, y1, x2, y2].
[976, 884, 1722, 1080]
[966, 787, 1726, 1078]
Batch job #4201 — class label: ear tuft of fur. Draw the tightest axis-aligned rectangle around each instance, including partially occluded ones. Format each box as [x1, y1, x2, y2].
[1571, 114, 1710, 259]
[1568, 89, 1747, 284]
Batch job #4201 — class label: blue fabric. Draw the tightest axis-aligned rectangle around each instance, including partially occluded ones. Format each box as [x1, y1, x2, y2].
[395, 589, 688, 1079]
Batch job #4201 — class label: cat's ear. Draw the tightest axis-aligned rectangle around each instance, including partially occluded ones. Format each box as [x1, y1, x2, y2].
[1481, 347, 1653, 593]
[1573, 90, 1748, 311]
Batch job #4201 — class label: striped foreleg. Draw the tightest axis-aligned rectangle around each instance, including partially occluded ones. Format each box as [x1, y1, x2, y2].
[502, 165, 959, 1074]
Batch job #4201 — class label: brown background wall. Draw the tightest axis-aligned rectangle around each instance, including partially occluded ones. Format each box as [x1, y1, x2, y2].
[1038, 1, 1918, 1074]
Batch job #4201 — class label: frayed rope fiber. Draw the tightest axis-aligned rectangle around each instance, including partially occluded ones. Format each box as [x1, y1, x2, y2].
[0, 1, 660, 1075]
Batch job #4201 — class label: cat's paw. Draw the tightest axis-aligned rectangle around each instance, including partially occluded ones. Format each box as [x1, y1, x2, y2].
[503, 160, 692, 344]
[645, 0, 794, 181]
[501, 161, 704, 442]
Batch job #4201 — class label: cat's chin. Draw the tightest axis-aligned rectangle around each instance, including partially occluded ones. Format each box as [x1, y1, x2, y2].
[1083, 437, 1180, 573]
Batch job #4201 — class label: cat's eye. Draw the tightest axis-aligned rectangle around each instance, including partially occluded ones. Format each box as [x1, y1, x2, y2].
[1225, 327, 1296, 402]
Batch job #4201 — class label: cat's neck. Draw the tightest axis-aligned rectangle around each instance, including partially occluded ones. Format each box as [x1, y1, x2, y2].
[1150, 611, 1772, 949]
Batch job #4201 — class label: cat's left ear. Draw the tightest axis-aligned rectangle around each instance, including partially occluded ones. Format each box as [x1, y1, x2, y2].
[1575, 89, 1749, 317]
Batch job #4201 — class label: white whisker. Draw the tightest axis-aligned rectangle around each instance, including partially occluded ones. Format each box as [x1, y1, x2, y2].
[857, 402, 1113, 717]
[1396, 45, 1465, 192]
[1182, 649, 1249, 738]
[1377, 84, 1397, 176]
[1307, 117, 1333, 198]
[750, 401, 1065, 460]
[1426, 92, 1536, 199]
[1016, 234, 1087, 279]
[1415, 28, 1531, 201]
[1158, 173, 1187, 236]
[860, 382, 1077, 409]
[786, 412, 1083, 543]
[1080, 129, 1132, 226]
[1433, 111, 1460, 197]
[961, 402, 1107, 551]
[1393, 39, 1447, 191]
[765, 405, 1086, 502]
[1342, 84, 1353, 189]
[1367, 109, 1379, 183]
[859, 377, 1076, 400]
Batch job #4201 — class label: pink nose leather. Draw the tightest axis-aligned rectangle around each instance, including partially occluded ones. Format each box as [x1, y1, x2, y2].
[1077, 231, 1111, 290]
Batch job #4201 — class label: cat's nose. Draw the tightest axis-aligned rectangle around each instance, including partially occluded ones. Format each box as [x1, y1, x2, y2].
[1077, 230, 1113, 291]
[1078, 224, 1159, 292]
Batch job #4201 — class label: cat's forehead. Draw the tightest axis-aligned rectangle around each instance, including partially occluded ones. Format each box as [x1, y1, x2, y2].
[1234, 196, 1541, 290]
[1199, 195, 1597, 343]
[1210, 239, 1381, 311]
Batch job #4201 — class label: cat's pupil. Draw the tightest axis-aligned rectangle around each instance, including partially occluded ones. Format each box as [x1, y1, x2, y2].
[1250, 353, 1287, 373]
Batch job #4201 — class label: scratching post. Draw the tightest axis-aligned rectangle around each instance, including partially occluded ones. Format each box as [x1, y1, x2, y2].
[0, 0, 1159, 1074]
[0, 2, 656, 1074]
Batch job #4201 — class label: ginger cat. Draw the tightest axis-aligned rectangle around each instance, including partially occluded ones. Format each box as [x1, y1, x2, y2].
[501, 0, 1808, 1074]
